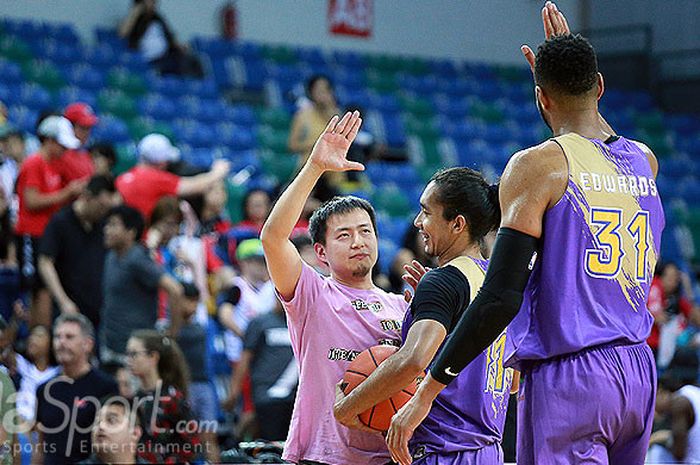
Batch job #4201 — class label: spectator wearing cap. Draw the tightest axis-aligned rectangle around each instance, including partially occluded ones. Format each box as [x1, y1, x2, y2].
[15, 116, 88, 328]
[115, 133, 230, 221]
[219, 239, 276, 430]
[38, 176, 118, 330]
[55, 103, 97, 186]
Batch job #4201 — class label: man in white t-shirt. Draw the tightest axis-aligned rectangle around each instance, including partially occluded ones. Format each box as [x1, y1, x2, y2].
[261, 111, 407, 465]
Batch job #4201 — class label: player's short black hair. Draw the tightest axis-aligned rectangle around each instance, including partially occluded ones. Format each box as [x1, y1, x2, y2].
[428, 168, 500, 242]
[308, 196, 377, 246]
[535, 34, 598, 96]
[107, 205, 145, 240]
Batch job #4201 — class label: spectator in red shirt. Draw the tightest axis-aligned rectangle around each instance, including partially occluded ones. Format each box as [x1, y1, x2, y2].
[56, 103, 97, 185]
[648, 261, 695, 367]
[116, 133, 230, 221]
[15, 116, 87, 328]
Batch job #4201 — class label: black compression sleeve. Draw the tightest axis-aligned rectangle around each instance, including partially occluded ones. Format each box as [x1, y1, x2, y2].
[430, 227, 539, 385]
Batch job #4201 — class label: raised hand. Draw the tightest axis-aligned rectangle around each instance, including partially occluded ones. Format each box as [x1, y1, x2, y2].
[521, 1, 571, 72]
[308, 111, 364, 173]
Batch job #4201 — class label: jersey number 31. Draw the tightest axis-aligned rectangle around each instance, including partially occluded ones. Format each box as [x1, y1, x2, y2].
[585, 207, 650, 282]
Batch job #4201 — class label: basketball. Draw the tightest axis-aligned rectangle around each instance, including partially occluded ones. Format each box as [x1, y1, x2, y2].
[341, 345, 422, 432]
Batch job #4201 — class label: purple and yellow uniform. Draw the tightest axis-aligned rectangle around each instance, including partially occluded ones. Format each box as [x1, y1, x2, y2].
[404, 256, 511, 464]
[507, 134, 664, 465]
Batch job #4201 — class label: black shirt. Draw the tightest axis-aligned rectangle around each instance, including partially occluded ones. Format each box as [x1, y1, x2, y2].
[177, 321, 208, 382]
[36, 368, 118, 465]
[410, 266, 471, 332]
[39, 206, 107, 328]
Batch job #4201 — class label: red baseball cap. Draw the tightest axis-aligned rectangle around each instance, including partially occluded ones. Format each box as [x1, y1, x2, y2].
[64, 103, 99, 127]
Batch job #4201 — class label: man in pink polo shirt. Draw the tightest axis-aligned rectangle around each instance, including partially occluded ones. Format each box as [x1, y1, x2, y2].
[116, 133, 230, 221]
[261, 111, 406, 465]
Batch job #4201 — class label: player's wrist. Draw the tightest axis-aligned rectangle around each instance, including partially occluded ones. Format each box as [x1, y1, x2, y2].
[414, 372, 444, 403]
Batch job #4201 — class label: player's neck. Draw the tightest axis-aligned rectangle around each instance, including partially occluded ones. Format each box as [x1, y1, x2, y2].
[550, 108, 609, 140]
[437, 241, 482, 267]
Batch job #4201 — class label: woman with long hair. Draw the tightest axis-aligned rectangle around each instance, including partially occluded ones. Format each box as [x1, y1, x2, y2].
[126, 329, 202, 463]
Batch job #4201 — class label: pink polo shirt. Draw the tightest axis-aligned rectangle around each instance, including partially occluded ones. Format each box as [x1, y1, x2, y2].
[281, 262, 407, 465]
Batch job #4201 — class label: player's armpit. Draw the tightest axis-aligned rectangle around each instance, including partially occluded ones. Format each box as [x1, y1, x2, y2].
[499, 141, 568, 238]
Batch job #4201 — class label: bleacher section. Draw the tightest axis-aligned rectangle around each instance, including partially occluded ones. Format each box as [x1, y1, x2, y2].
[1, 18, 699, 268]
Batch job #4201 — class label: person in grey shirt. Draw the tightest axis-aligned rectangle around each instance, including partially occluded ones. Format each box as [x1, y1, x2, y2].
[100, 205, 183, 368]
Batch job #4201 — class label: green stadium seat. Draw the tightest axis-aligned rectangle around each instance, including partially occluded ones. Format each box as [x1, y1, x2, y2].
[469, 100, 504, 124]
[226, 181, 247, 223]
[260, 150, 298, 184]
[107, 68, 147, 97]
[22, 60, 65, 91]
[366, 70, 398, 93]
[257, 126, 289, 153]
[404, 115, 439, 139]
[98, 89, 138, 120]
[113, 144, 137, 176]
[0, 36, 32, 64]
[127, 116, 175, 142]
[400, 95, 434, 118]
[256, 107, 291, 131]
[373, 184, 411, 218]
[261, 44, 297, 64]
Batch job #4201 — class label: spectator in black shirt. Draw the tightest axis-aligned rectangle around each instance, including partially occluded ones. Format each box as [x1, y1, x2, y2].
[119, 0, 203, 77]
[39, 175, 117, 329]
[176, 282, 220, 463]
[34, 314, 118, 465]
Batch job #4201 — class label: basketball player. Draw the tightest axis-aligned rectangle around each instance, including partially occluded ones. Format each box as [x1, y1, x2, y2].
[261, 110, 407, 465]
[387, 3, 664, 465]
[334, 167, 515, 464]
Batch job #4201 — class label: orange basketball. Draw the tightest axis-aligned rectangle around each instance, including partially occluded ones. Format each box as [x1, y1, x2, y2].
[341, 345, 422, 432]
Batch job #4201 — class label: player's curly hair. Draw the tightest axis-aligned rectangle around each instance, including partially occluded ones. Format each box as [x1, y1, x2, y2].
[535, 34, 598, 96]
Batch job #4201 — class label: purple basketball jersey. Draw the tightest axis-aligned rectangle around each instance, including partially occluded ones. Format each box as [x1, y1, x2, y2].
[403, 257, 511, 458]
[506, 134, 664, 368]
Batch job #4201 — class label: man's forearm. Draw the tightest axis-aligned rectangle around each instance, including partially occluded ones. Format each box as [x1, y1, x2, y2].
[261, 162, 323, 241]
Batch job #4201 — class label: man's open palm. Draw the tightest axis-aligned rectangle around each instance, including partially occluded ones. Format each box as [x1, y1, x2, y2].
[309, 110, 365, 173]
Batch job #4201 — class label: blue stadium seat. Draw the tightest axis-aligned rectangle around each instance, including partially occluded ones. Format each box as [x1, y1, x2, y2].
[184, 78, 219, 99]
[331, 50, 365, 68]
[381, 113, 407, 148]
[65, 63, 105, 91]
[7, 105, 39, 133]
[296, 47, 327, 67]
[377, 238, 399, 275]
[84, 44, 119, 67]
[0, 59, 23, 84]
[18, 83, 53, 111]
[45, 23, 80, 44]
[138, 93, 177, 121]
[214, 122, 256, 150]
[56, 86, 98, 109]
[172, 119, 216, 148]
[147, 75, 186, 96]
[221, 104, 257, 127]
[429, 58, 460, 78]
[91, 114, 130, 143]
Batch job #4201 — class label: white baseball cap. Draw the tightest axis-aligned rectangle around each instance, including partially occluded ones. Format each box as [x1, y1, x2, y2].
[138, 133, 181, 164]
[37, 116, 80, 150]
